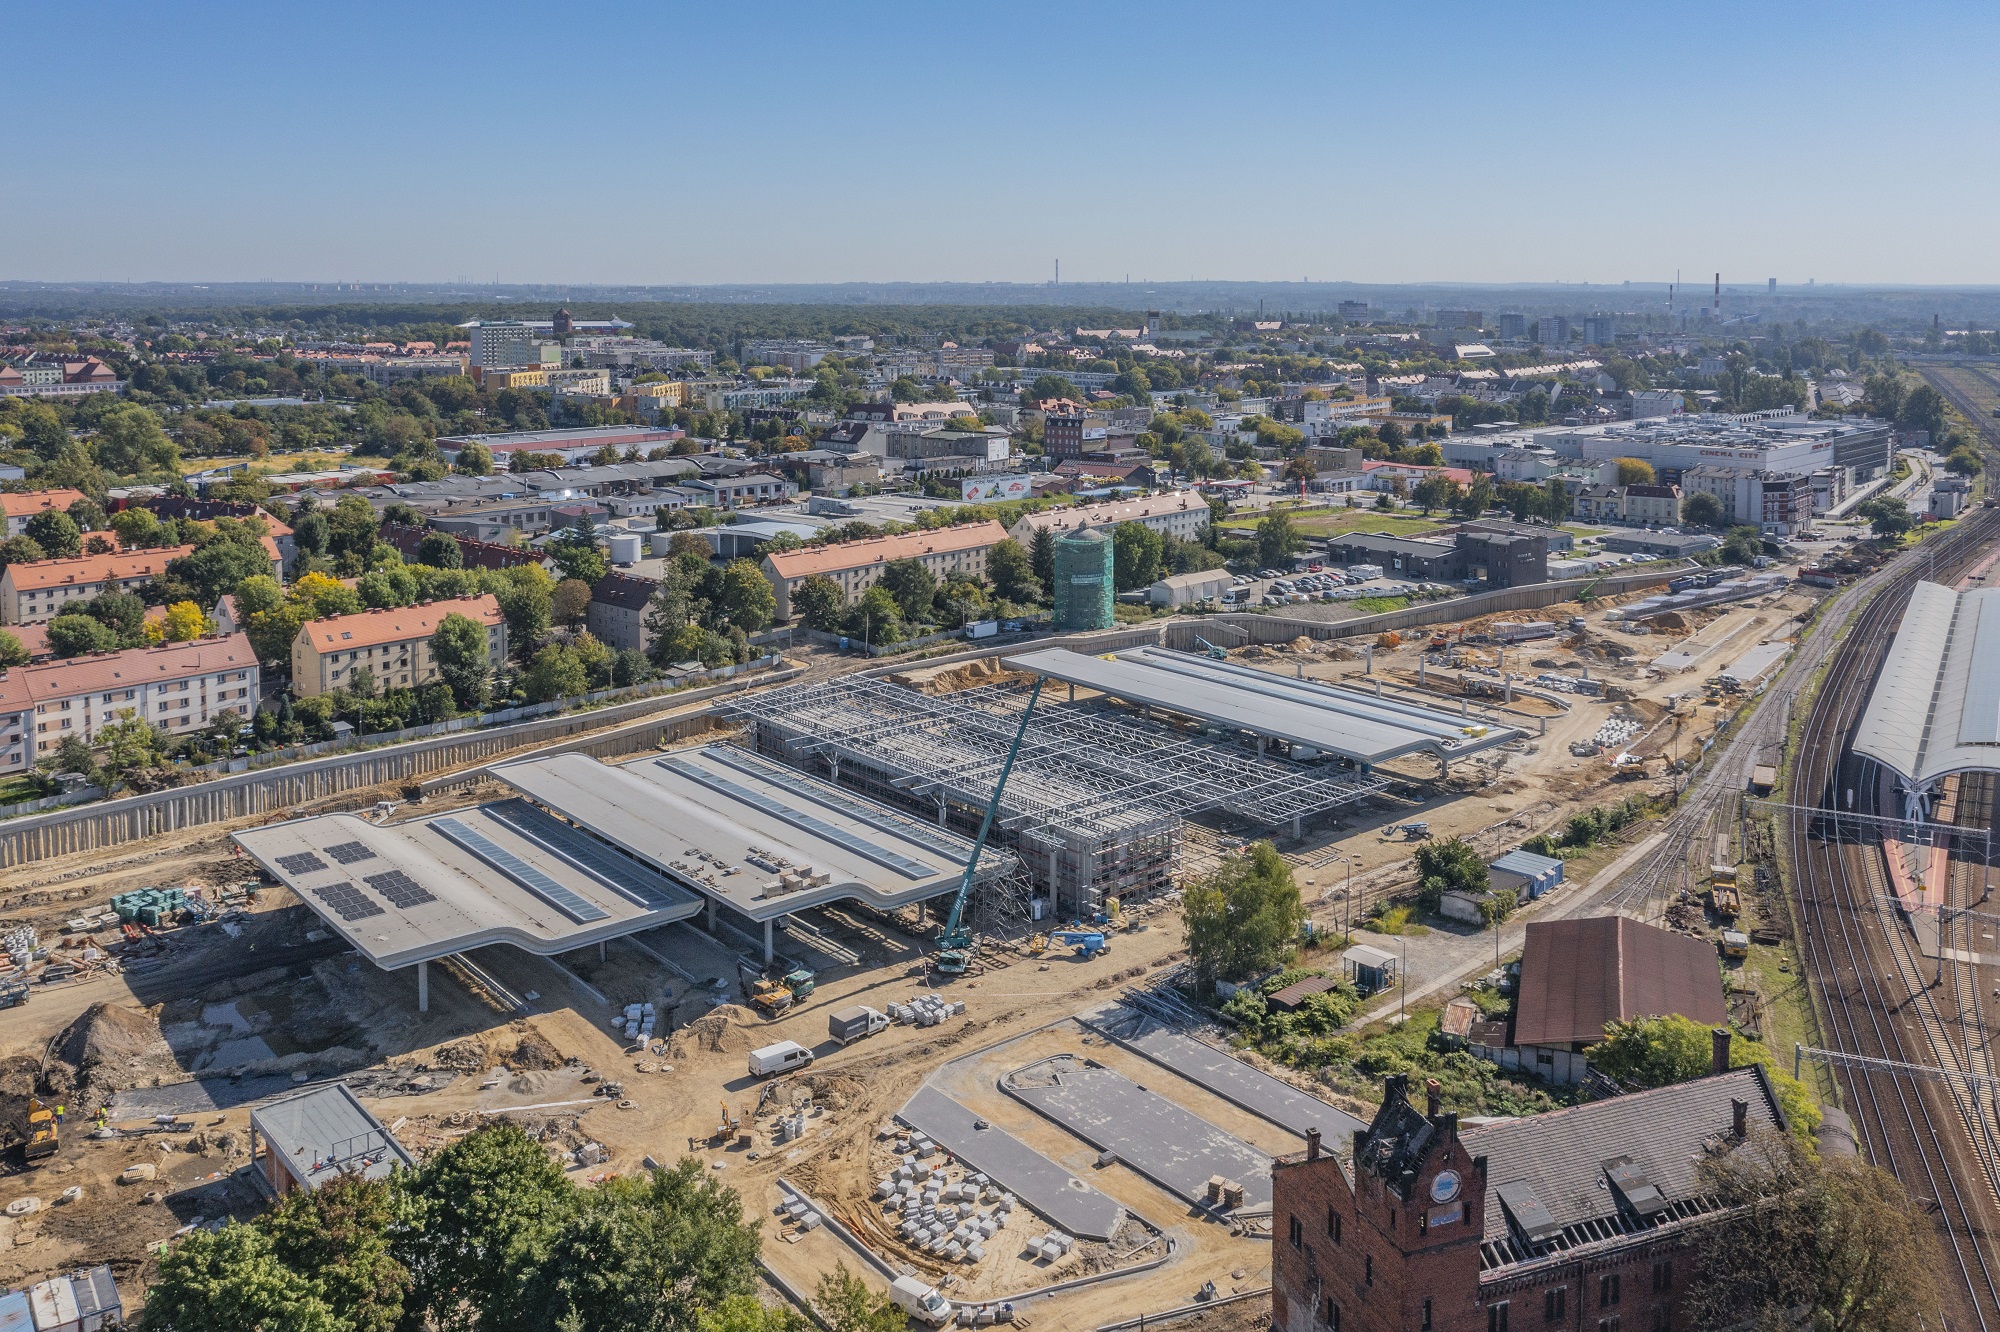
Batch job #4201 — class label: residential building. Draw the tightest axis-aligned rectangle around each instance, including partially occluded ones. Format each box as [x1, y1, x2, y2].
[1359, 460, 1478, 492]
[0, 489, 87, 537]
[703, 380, 815, 412]
[1533, 315, 1569, 346]
[741, 339, 833, 372]
[1434, 308, 1484, 329]
[1581, 314, 1616, 346]
[587, 572, 659, 655]
[376, 522, 543, 572]
[0, 355, 125, 398]
[466, 322, 557, 370]
[760, 521, 1009, 623]
[1495, 313, 1528, 340]
[565, 338, 712, 372]
[1623, 482, 1683, 525]
[0, 634, 261, 773]
[1297, 445, 1365, 473]
[1008, 491, 1212, 545]
[0, 546, 197, 624]
[1569, 483, 1625, 523]
[1043, 411, 1109, 460]
[290, 596, 508, 698]
[1271, 1063, 1787, 1332]
[1630, 388, 1684, 419]
[1682, 465, 1814, 535]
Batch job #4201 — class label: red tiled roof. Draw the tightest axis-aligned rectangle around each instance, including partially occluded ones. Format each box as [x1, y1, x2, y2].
[299, 596, 503, 653]
[764, 522, 1007, 581]
[0, 634, 256, 711]
[4, 546, 194, 592]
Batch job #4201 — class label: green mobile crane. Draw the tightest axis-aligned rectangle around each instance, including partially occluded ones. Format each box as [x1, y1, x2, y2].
[934, 678, 1044, 975]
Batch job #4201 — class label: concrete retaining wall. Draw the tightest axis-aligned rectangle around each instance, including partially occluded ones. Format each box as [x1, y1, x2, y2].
[0, 664, 803, 868]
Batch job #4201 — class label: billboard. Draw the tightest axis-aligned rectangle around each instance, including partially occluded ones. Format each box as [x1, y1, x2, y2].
[962, 474, 1033, 502]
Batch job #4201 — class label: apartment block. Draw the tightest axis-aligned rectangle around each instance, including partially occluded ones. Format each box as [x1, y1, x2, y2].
[761, 522, 1008, 623]
[291, 596, 508, 698]
[0, 490, 87, 538]
[0, 547, 196, 624]
[0, 635, 261, 772]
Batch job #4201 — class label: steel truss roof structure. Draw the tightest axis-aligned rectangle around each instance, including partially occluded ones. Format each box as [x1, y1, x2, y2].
[1854, 581, 2000, 787]
[727, 673, 1389, 839]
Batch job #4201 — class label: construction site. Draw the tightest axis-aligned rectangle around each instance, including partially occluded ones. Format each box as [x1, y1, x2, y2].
[0, 557, 1828, 1329]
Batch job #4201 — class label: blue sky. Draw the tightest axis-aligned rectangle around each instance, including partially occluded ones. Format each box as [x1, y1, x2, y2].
[6, 1, 1997, 286]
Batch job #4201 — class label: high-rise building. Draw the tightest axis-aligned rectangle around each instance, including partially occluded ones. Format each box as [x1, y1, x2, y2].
[1582, 315, 1615, 346]
[467, 322, 543, 369]
[1533, 316, 1570, 346]
[1496, 313, 1527, 340]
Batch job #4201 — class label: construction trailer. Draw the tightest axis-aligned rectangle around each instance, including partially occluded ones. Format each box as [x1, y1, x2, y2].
[728, 673, 1387, 917]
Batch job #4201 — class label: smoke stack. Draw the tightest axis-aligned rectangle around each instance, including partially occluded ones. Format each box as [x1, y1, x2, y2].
[1713, 272, 1720, 320]
[1711, 1027, 1731, 1076]
[1425, 1078, 1442, 1119]
[1731, 1098, 1749, 1139]
[1306, 1128, 1322, 1162]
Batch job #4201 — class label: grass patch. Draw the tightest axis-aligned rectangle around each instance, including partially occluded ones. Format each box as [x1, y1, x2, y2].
[1348, 595, 1411, 614]
[0, 775, 43, 807]
[1365, 904, 1428, 936]
[1219, 507, 1444, 539]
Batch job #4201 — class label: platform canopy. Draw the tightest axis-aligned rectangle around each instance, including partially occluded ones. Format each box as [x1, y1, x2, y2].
[234, 800, 704, 970]
[1002, 646, 1522, 767]
[490, 745, 1013, 923]
[1853, 581, 2000, 786]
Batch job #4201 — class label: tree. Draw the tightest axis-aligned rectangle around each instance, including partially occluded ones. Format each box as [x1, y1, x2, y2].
[92, 404, 181, 477]
[46, 734, 99, 785]
[260, 1174, 409, 1332]
[1281, 455, 1317, 487]
[417, 531, 463, 568]
[815, 1264, 907, 1332]
[1257, 510, 1304, 569]
[1680, 490, 1726, 529]
[1182, 840, 1306, 986]
[552, 578, 594, 625]
[0, 629, 26, 668]
[1411, 475, 1458, 514]
[454, 441, 495, 476]
[495, 567, 555, 654]
[142, 1222, 340, 1332]
[986, 537, 1036, 603]
[716, 559, 776, 633]
[697, 1296, 811, 1332]
[522, 644, 589, 703]
[160, 600, 212, 642]
[526, 1159, 763, 1332]
[291, 506, 330, 560]
[1613, 457, 1656, 485]
[326, 494, 382, 571]
[1028, 374, 1081, 403]
[84, 589, 149, 644]
[1721, 525, 1769, 565]
[23, 509, 80, 559]
[1858, 495, 1917, 541]
[878, 558, 939, 623]
[1686, 1130, 1931, 1332]
[97, 711, 166, 785]
[1899, 383, 1947, 440]
[1413, 836, 1488, 912]
[168, 520, 278, 603]
[1111, 521, 1165, 591]
[1028, 527, 1057, 592]
[430, 612, 492, 711]
[789, 574, 844, 631]
[845, 585, 903, 646]
[395, 1121, 577, 1332]
[45, 613, 119, 657]
[1587, 1013, 1819, 1137]
[1454, 473, 1494, 520]
[1376, 420, 1406, 449]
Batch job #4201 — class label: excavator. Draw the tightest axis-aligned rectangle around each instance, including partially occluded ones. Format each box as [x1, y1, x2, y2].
[744, 964, 816, 1016]
[935, 679, 1045, 975]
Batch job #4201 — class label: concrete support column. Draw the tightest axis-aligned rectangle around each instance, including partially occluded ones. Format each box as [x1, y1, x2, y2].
[763, 918, 775, 965]
[707, 896, 718, 932]
[418, 959, 429, 1013]
[599, 941, 607, 962]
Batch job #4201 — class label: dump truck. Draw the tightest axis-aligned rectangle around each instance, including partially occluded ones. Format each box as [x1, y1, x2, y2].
[22, 1096, 57, 1163]
[748, 1040, 815, 1079]
[828, 1005, 888, 1046]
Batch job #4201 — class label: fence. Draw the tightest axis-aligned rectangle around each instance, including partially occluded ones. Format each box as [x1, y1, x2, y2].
[0, 661, 802, 869]
[1158, 568, 1684, 651]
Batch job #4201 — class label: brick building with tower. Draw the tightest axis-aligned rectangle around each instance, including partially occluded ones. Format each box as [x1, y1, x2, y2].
[1272, 1055, 1789, 1332]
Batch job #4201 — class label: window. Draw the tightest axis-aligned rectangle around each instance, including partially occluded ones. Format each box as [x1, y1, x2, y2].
[1423, 1297, 1433, 1330]
[1599, 1274, 1621, 1307]
[1364, 1255, 1372, 1287]
[1544, 1288, 1567, 1322]
[1489, 1302, 1510, 1332]
[1651, 1260, 1673, 1294]
[1322, 1298, 1340, 1330]
[1650, 1309, 1671, 1332]
[1289, 1215, 1302, 1250]
[1327, 1206, 1342, 1243]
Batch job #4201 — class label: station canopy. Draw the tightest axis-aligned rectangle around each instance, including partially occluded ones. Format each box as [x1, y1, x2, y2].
[1852, 581, 2000, 786]
[234, 800, 704, 970]
[490, 745, 1013, 923]
[1002, 647, 1523, 767]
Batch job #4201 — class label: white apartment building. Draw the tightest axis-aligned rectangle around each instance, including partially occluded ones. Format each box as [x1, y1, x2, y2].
[1008, 491, 1212, 544]
[0, 634, 261, 772]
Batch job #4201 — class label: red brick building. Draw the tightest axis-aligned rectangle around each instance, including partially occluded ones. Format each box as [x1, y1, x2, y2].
[1273, 1060, 1787, 1332]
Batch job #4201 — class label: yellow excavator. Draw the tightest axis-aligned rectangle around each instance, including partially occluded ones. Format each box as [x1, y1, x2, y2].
[23, 1096, 57, 1163]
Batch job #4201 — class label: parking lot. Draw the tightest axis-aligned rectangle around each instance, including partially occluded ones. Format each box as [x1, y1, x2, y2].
[1224, 563, 1449, 609]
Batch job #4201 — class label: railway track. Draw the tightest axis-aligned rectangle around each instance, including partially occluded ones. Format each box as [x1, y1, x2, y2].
[1786, 508, 2000, 1330]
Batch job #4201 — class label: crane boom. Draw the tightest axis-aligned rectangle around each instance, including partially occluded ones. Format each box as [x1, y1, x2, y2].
[937, 677, 1044, 954]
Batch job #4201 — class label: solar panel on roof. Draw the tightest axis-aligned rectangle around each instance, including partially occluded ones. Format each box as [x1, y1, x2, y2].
[479, 802, 691, 910]
[307, 881, 384, 923]
[364, 870, 437, 909]
[431, 818, 610, 923]
[325, 841, 376, 865]
[658, 759, 937, 879]
[278, 851, 328, 875]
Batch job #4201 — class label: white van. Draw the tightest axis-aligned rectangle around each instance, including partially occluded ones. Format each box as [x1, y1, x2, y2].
[747, 1040, 815, 1078]
[889, 1275, 954, 1326]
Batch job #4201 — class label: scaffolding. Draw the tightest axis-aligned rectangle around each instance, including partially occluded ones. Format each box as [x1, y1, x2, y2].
[726, 675, 1388, 916]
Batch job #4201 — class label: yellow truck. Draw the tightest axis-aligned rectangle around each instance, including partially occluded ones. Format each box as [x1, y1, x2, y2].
[1709, 864, 1741, 919]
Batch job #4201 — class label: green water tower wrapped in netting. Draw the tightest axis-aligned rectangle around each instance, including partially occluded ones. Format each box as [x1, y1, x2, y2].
[1053, 527, 1114, 630]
